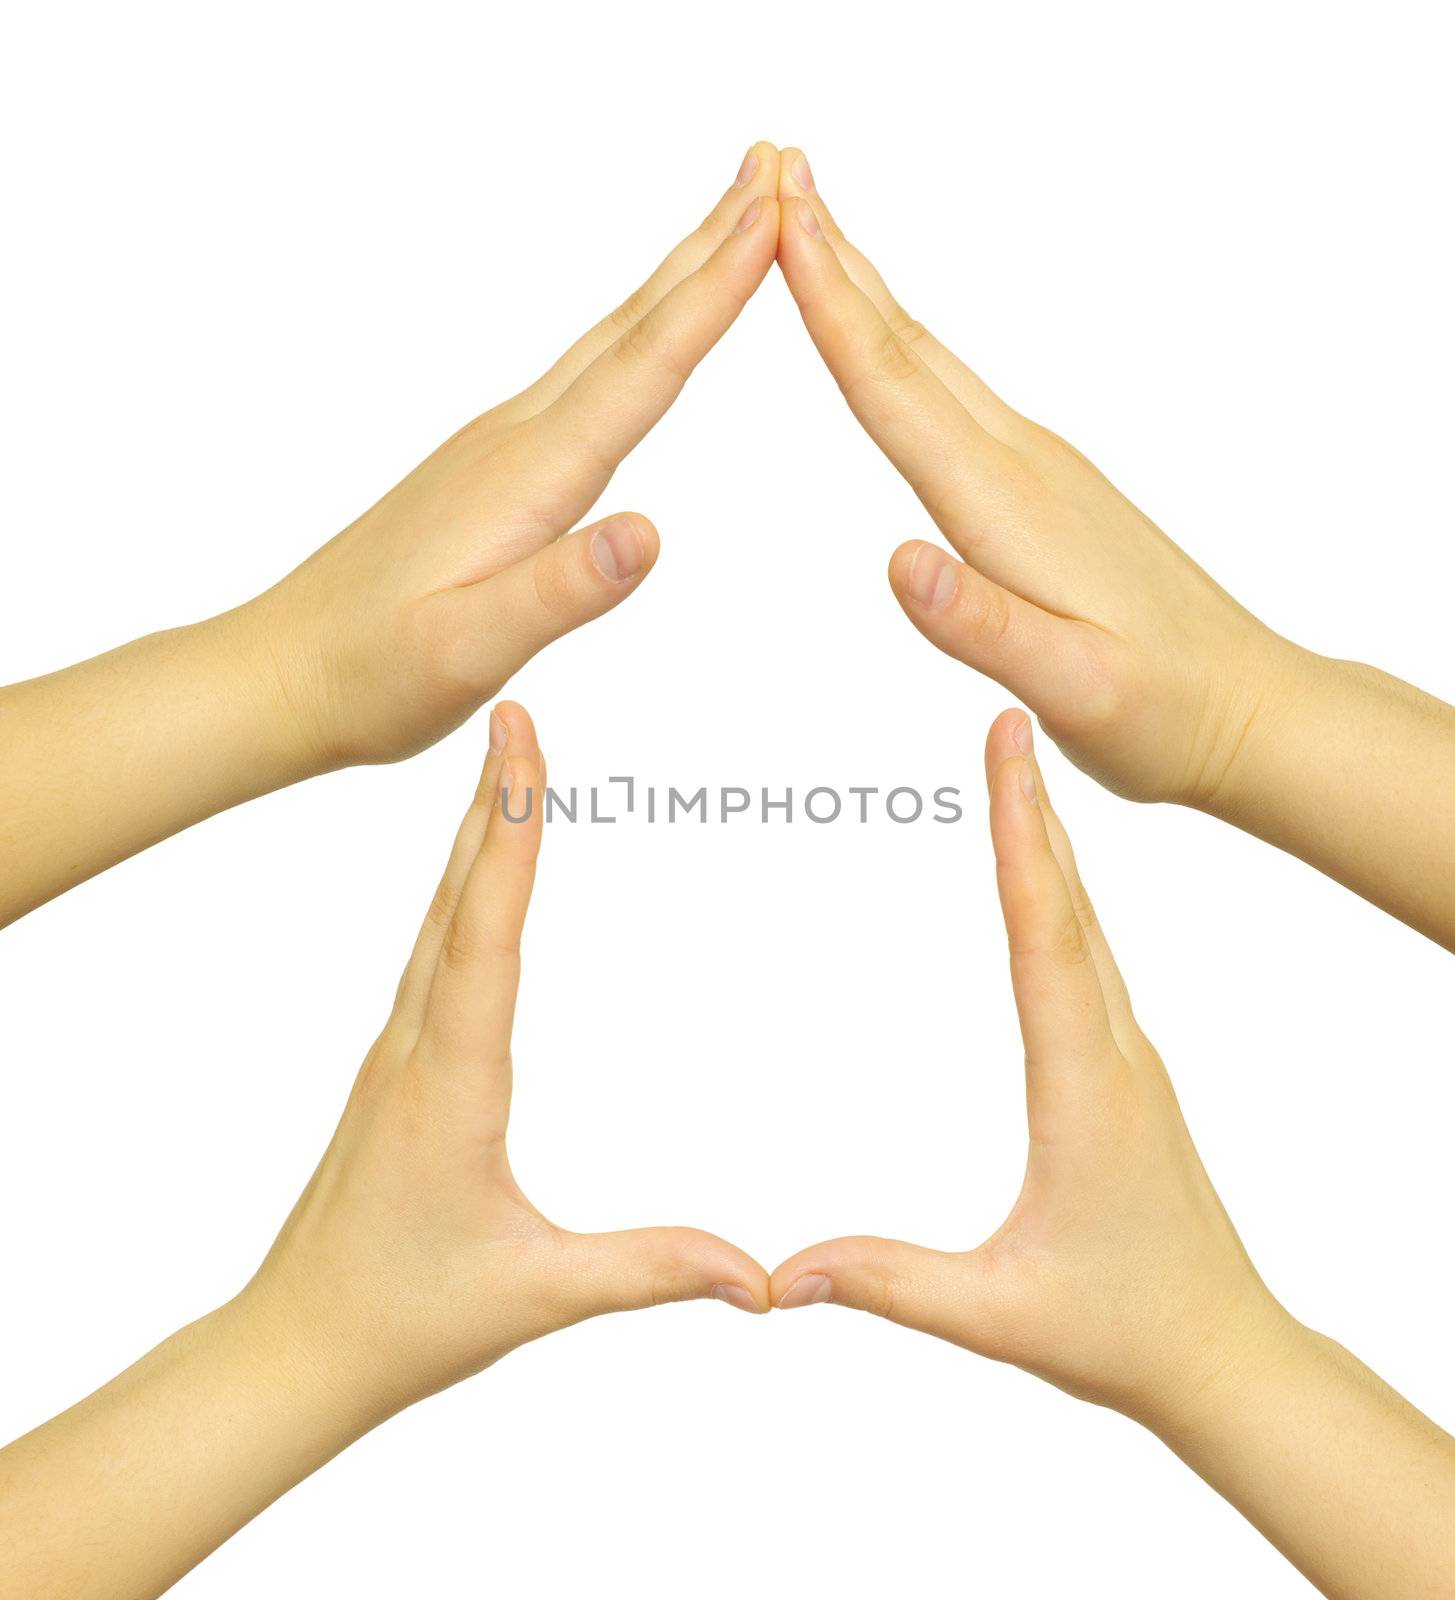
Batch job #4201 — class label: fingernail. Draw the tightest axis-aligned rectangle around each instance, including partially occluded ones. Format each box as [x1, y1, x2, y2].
[734, 194, 763, 234]
[1012, 716, 1033, 756]
[591, 516, 645, 582]
[734, 147, 758, 188]
[1019, 760, 1037, 801]
[794, 155, 814, 191]
[489, 710, 508, 755]
[796, 199, 821, 238]
[908, 546, 958, 610]
[712, 1283, 758, 1314]
[777, 1273, 832, 1310]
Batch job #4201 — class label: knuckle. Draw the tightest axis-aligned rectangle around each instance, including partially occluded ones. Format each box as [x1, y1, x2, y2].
[529, 549, 575, 617]
[439, 915, 477, 973]
[424, 878, 458, 935]
[870, 326, 920, 384]
[840, 328, 920, 408]
[894, 317, 929, 347]
[867, 1269, 899, 1323]
[401, 594, 481, 707]
[1007, 909, 1092, 968]
[608, 287, 652, 333]
[1069, 880, 1101, 937]
[958, 579, 1012, 648]
[612, 313, 685, 382]
[1049, 910, 1093, 966]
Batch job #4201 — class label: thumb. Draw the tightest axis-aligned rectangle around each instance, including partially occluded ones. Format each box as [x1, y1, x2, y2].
[432, 511, 660, 697]
[569, 1225, 771, 1318]
[771, 1235, 990, 1349]
[888, 540, 1103, 722]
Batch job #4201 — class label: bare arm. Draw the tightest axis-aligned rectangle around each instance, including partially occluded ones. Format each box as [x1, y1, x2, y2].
[0, 704, 766, 1599]
[772, 709, 1455, 1597]
[772, 148, 1455, 950]
[0, 146, 783, 929]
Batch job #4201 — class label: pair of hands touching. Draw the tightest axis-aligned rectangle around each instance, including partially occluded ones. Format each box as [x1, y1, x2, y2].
[11, 142, 1454, 948]
[241, 695, 1454, 1600]
[5, 142, 1455, 1600]
[247, 699, 1274, 1414]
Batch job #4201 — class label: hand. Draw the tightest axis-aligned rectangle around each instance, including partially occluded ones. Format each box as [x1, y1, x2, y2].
[0, 700, 768, 1600]
[772, 710, 1455, 1598]
[0, 148, 784, 928]
[772, 149, 1297, 808]
[771, 709, 1297, 1422]
[241, 701, 768, 1419]
[250, 146, 782, 770]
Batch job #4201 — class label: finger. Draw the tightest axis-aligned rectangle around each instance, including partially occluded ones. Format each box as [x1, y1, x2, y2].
[771, 1236, 995, 1350]
[419, 714, 544, 1081]
[392, 701, 534, 1030]
[888, 540, 1106, 726]
[500, 143, 781, 425]
[983, 710, 1138, 1047]
[778, 149, 1022, 441]
[776, 193, 1027, 562]
[988, 740, 1115, 1083]
[425, 511, 660, 700]
[568, 1226, 771, 1317]
[506, 194, 780, 530]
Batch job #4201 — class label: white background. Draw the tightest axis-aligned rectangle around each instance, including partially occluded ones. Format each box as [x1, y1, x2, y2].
[2, 3, 1452, 1595]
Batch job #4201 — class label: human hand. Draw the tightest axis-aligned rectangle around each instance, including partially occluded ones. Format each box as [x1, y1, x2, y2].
[770, 709, 1301, 1425]
[239, 702, 768, 1422]
[773, 150, 1301, 808]
[248, 146, 781, 771]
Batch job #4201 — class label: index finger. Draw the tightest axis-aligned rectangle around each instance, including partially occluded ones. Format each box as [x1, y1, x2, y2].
[502, 143, 781, 425]
[419, 720, 545, 1085]
[776, 195, 1023, 559]
[778, 148, 1024, 443]
[504, 192, 781, 529]
[988, 744, 1115, 1092]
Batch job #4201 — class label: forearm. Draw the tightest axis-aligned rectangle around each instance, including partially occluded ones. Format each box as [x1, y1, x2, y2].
[1147, 1321, 1455, 1599]
[1201, 647, 1455, 950]
[0, 604, 322, 928]
[0, 1293, 382, 1600]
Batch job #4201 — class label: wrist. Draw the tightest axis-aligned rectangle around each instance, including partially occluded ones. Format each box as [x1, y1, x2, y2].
[1182, 632, 1326, 819]
[205, 595, 345, 785]
[221, 1278, 403, 1444]
[1130, 1300, 1322, 1446]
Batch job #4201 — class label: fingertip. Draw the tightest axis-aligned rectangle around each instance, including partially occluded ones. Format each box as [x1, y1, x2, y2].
[778, 146, 814, 196]
[770, 1242, 845, 1310]
[712, 1282, 767, 1315]
[789, 193, 820, 240]
[587, 511, 659, 587]
[488, 701, 538, 760]
[770, 1236, 928, 1322]
[983, 708, 1034, 785]
[741, 139, 780, 187]
[888, 539, 964, 615]
[887, 538, 929, 594]
[733, 191, 780, 245]
[988, 754, 1050, 885]
[681, 1230, 773, 1314]
[590, 1226, 772, 1317]
[775, 1271, 834, 1310]
[775, 196, 822, 269]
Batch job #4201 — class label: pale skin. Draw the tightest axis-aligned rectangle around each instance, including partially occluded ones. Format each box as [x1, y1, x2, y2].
[0, 703, 770, 1600]
[772, 709, 1455, 1600]
[0, 143, 783, 930]
[773, 148, 1455, 952]
[3, 143, 1453, 1596]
